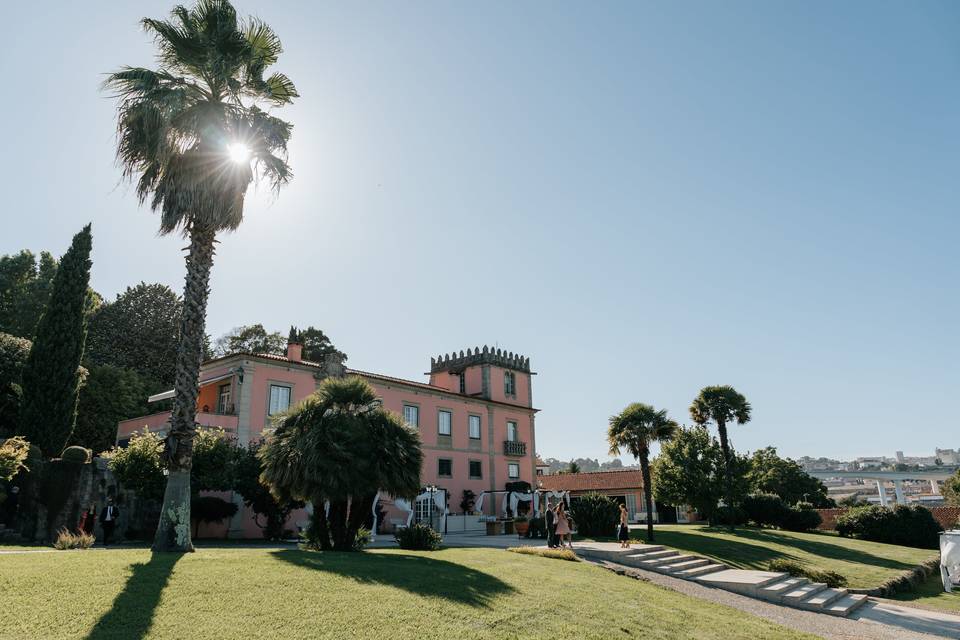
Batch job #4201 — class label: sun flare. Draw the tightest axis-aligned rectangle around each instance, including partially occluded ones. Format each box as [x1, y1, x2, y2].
[226, 142, 251, 164]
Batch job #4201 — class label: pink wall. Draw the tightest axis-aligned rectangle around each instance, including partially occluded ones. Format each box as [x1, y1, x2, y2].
[486, 365, 531, 406]
[117, 411, 239, 440]
[245, 362, 320, 439]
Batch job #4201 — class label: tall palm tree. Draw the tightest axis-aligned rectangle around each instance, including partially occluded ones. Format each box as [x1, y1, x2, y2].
[689, 385, 751, 526]
[259, 376, 423, 551]
[608, 403, 678, 543]
[104, 0, 297, 551]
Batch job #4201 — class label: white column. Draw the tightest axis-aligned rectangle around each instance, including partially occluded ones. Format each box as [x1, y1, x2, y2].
[931, 479, 942, 495]
[893, 480, 906, 505]
[876, 480, 888, 507]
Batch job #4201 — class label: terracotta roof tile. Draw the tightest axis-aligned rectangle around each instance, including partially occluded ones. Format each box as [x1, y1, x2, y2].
[538, 470, 644, 492]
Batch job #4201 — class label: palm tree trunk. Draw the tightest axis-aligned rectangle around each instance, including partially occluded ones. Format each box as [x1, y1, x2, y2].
[639, 450, 655, 543]
[152, 224, 216, 552]
[716, 419, 735, 530]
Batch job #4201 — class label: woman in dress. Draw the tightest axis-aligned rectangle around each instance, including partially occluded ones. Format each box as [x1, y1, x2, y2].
[554, 502, 572, 548]
[618, 503, 630, 548]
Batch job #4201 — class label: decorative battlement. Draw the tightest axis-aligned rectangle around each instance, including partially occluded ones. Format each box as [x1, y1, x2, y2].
[430, 346, 531, 374]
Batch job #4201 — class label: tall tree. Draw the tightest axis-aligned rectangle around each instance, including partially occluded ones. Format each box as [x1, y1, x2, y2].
[690, 385, 751, 525]
[18, 226, 93, 457]
[105, 0, 297, 551]
[85, 283, 181, 390]
[214, 324, 285, 356]
[259, 377, 423, 551]
[608, 403, 678, 542]
[0, 250, 58, 339]
[72, 365, 149, 454]
[0, 333, 32, 438]
[747, 446, 833, 507]
[299, 326, 347, 362]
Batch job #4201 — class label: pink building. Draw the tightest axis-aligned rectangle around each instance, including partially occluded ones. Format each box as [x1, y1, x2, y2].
[117, 340, 538, 538]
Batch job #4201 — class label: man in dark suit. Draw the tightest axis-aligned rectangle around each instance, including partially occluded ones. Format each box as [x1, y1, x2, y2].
[544, 499, 556, 548]
[99, 498, 120, 546]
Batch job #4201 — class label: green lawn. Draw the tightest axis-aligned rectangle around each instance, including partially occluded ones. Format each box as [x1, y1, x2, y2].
[629, 525, 936, 589]
[886, 572, 960, 614]
[0, 547, 816, 640]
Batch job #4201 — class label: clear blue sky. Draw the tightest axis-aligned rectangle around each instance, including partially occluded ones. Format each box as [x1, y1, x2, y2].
[3, 1, 957, 463]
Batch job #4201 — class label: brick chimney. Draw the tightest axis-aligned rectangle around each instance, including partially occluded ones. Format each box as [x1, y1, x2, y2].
[286, 325, 302, 362]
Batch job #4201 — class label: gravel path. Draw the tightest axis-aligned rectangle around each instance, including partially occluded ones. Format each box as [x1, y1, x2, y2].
[593, 559, 956, 640]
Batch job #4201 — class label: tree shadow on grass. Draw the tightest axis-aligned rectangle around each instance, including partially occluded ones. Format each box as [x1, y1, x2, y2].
[271, 549, 514, 608]
[85, 553, 183, 640]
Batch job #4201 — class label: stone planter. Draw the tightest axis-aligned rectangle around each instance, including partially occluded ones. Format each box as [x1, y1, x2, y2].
[514, 521, 529, 537]
[485, 521, 500, 536]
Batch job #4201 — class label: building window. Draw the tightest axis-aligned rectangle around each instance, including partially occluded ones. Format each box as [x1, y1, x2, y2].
[459, 374, 466, 394]
[507, 420, 518, 442]
[469, 460, 482, 479]
[507, 462, 520, 479]
[504, 371, 516, 396]
[217, 383, 231, 414]
[438, 410, 452, 436]
[438, 458, 452, 477]
[267, 384, 291, 416]
[468, 415, 481, 440]
[403, 404, 420, 428]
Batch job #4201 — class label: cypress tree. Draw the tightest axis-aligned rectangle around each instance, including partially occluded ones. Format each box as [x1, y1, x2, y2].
[19, 224, 93, 456]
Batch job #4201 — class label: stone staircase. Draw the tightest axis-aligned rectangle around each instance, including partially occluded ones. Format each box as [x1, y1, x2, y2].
[577, 542, 868, 618]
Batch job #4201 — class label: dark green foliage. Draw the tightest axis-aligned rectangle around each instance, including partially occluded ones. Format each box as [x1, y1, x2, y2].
[742, 493, 790, 527]
[39, 459, 85, 537]
[0, 250, 57, 339]
[0, 333, 31, 437]
[259, 376, 423, 551]
[768, 559, 847, 588]
[711, 505, 748, 527]
[836, 504, 940, 549]
[505, 481, 531, 493]
[84, 283, 181, 389]
[231, 441, 303, 540]
[19, 226, 93, 456]
[780, 504, 822, 532]
[191, 428, 236, 492]
[191, 495, 238, 536]
[214, 324, 285, 356]
[60, 446, 92, 464]
[353, 526, 372, 551]
[944, 468, 960, 507]
[395, 523, 442, 551]
[299, 326, 347, 362]
[460, 489, 476, 513]
[569, 492, 619, 538]
[72, 365, 148, 454]
[747, 447, 833, 508]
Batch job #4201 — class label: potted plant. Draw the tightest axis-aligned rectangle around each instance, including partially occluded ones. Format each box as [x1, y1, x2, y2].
[504, 518, 515, 535]
[514, 515, 529, 537]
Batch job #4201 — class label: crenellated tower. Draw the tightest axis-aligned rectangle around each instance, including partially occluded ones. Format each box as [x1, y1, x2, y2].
[428, 345, 533, 406]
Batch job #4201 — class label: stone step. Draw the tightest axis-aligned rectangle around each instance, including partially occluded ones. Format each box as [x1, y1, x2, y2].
[823, 594, 868, 617]
[625, 544, 666, 555]
[673, 563, 727, 578]
[797, 587, 847, 611]
[694, 570, 788, 597]
[658, 558, 712, 574]
[634, 553, 695, 568]
[782, 582, 828, 604]
[632, 549, 679, 560]
[760, 577, 809, 602]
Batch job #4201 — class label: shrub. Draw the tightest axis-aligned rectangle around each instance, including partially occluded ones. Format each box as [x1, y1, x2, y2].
[768, 558, 847, 588]
[742, 493, 789, 527]
[0, 436, 30, 481]
[53, 527, 95, 550]
[836, 504, 940, 549]
[508, 546, 579, 562]
[190, 496, 238, 536]
[102, 428, 165, 501]
[711, 505, 748, 527]
[780, 504, 822, 532]
[60, 445, 92, 464]
[353, 526, 372, 551]
[569, 493, 618, 537]
[395, 523, 442, 551]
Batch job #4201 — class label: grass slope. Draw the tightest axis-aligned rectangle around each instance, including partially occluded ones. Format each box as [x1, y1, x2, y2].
[0, 547, 816, 640]
[631, 525, 937, 589]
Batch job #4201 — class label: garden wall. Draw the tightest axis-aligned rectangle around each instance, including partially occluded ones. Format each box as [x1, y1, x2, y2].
[816, 506, 960, 531]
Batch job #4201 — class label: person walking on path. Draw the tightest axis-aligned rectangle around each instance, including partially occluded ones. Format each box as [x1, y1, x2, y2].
[99, 498, 119, 546]
[617, 503, 631, 548]
[544, 499, 557, 548]
[554, 502, 572, 548]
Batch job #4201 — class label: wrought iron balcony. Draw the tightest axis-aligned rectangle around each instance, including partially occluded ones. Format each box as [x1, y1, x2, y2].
[503, 440, 527, 457]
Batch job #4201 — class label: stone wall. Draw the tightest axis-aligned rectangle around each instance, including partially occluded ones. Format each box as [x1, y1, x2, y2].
[816, 505, 960, 531]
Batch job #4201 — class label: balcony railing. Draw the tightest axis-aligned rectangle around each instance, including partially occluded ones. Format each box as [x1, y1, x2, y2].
[503, 440, 527, 457]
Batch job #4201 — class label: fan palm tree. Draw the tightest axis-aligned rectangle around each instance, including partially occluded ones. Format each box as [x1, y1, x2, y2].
[608, 403, 678, 542]
[259, 376, 423, 551]
[690, 385, 752, 527]
[104, 0, 298, 551]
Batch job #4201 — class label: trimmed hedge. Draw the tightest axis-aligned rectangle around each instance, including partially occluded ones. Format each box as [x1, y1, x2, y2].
[569, 493, 618, 537]
[836, 504, 940, 549]
[742, 493, 789, 527]
[395, 523, 442, 551]
[60, 446, 92, 464]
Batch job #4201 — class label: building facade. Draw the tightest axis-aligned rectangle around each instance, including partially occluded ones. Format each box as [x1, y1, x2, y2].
[117, 341, 538, 537]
